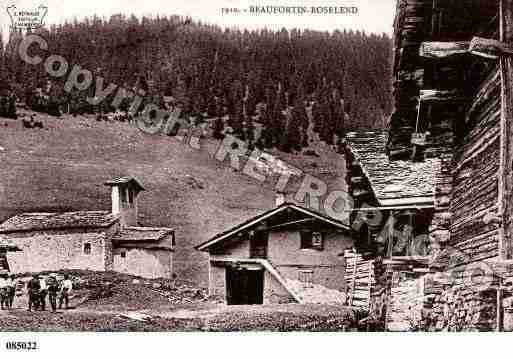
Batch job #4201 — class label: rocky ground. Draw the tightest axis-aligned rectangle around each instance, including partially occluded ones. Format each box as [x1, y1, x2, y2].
[0, 270, 356, 331]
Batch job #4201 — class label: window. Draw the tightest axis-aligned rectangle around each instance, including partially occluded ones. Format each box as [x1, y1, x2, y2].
[300, 231, 323, 250]
[312, 232, 323, 248]
[120, 251, 126, 258]
[83, 243, 91, 255]
[298, 270, 314, 288]
[300, 231, 312, 249]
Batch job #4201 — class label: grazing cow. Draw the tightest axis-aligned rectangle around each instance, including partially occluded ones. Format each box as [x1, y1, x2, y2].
[33, 119, 43, 128]
[22, 116, 33, 129]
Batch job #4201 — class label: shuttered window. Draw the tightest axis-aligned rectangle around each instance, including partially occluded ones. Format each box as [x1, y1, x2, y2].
[300, 231, 323, 250]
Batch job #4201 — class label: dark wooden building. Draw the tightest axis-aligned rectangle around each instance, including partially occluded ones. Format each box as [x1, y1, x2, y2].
[345, 0, 513, 331]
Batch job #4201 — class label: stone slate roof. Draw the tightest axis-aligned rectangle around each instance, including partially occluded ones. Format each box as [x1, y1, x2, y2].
[104, 176, 145, 191]
[112, 226, 174, 250]
[111, 226, 174, 242]
[0, 211, 119, 233]
[345, 131, 436, 206]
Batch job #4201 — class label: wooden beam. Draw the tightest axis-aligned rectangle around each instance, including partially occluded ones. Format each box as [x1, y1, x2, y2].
[350, 176, 364, 184]
[497, 276, 503, 331]
[499, 0, 513, 259]
[353, 189, 370, 197]
[265, 218, 314, 230]
[470, 36, 513, 59]
[419, 89, 464, 103]
[418, 36, 513, 60]
[419, 41, 469, 58]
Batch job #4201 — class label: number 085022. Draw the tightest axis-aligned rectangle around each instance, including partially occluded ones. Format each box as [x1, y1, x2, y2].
[5, 341, 38, 350]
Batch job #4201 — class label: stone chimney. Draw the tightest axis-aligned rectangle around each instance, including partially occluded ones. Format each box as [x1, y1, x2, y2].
[104, 177, 145, 227]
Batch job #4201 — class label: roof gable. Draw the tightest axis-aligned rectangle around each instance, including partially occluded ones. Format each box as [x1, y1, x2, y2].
[196, 203, 350, 251]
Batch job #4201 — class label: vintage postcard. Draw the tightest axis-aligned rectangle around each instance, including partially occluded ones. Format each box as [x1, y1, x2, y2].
[0, 0, 511, 353]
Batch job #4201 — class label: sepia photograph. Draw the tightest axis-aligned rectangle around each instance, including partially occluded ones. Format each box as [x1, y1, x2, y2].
[0, 0, 512, 352]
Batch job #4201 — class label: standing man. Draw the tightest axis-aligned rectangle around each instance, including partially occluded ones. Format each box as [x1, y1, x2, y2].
[0, 272, 7, 310]
[39, 275, 48, 311]
[26, 274, 40, 311]
[5, 274, 16, 309]
[47, 274, 59, 312]
[59, 274, 72, 310]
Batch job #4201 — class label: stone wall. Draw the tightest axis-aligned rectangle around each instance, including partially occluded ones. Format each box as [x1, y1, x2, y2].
[268, 230, 351, 292]
[6, 229, 110, 273]
[365, 268, 500, 331]
[208, 263, 226, 298]
[263, 270, 295, 304]
[113, 247, 173, 279]
[423, 270, 498, 331]
[386, 271, 425, 331]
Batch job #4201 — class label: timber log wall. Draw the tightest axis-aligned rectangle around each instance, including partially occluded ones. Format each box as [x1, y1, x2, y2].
[449, 69, 501, 265]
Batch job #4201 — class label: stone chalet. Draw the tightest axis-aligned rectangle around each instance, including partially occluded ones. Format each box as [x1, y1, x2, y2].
[0, 177, 175, 279]
[196, 201, 354, 305]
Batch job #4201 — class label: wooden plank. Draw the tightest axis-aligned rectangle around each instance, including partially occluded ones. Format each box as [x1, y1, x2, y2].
[349, 251, 357, 306]
[466, 69, 501, 121]
[367, 262, 373, 303]
[419, 41, 469, 58]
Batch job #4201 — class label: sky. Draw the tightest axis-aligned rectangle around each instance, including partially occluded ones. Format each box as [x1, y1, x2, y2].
[1, 0, 396, 40]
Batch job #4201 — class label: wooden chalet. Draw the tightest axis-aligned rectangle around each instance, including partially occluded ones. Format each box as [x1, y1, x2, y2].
[344, 131, 435, 328]
[358, 0, 513, 331]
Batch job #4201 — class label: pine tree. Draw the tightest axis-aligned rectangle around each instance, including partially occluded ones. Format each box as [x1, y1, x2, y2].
[0, 16, 393, 131]
[258, 105, 273, 149]
[294, 84, 309, 148]
[213, 116, 225, 139]
[229, 80, 244, 138]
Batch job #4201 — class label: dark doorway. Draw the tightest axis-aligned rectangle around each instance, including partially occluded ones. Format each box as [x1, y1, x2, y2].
[226, 267, 264, 305]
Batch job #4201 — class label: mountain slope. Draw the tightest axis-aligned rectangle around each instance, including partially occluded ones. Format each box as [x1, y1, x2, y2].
[0, 111, 347, 285]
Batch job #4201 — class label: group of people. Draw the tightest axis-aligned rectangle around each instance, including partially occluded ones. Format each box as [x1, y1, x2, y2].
[0, 274, 16, 310]
[0, 272, 73, 312]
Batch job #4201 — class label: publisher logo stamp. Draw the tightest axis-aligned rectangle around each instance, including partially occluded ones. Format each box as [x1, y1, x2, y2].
[6, 4, 48, 30]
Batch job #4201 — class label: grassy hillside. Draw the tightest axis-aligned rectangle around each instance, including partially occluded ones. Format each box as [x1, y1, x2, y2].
[0, 111, 347, 285]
